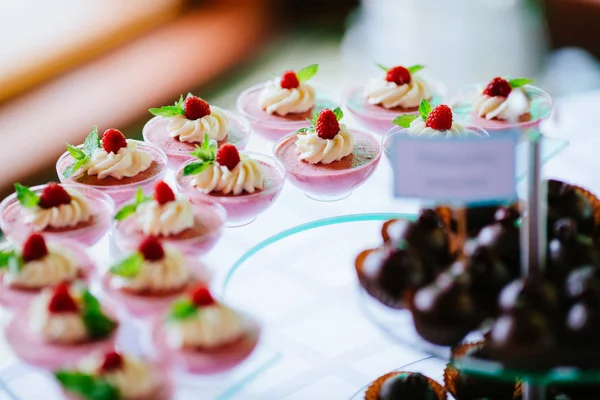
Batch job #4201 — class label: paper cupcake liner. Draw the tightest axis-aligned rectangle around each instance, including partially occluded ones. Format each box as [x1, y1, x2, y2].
[572, 184, 600, 226]
[364, 371, 446, 400]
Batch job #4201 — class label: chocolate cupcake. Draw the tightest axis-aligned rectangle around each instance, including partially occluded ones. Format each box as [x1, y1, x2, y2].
[445, 342, 521, 400]
[547, 180, 596, 237]
[475, 208, 521, 277]
[365, 371, 446, 400]
[498, 279, 561, 318]
[434, 205, 515, 238]
[564, 266, 600, 305]
[355, 246, 426, 309]
[411, 272, 484, 346]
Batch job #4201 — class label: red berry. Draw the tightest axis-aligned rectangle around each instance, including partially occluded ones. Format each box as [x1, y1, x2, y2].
[189, 285, 215, 307]
[280, 70, 300, 89]
[99, 351, 123, 373]
[138, 236, 165, 261]
[38, 182, 71, 209]
[22, 233, 48, 262]
[102, 129, 127, 154]
[425, 105, 453, 131]
[315, 108, 340, 140]
[183, 96, 211, 120]
[483, 77, 512, 97]
[216, 144, 241, 170]
[386, 66, 411, 86]
[47, 282, 79, 313]
[154, 181, 175, 205]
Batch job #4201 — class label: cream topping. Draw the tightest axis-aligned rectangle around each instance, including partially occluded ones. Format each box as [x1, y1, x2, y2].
[191, 154, 265, 195]
[295, 124, 354, 164]
[408, 117, 480, 138]
[29, 289, 88, 344]
[473, 88, 530, 121]
[165, 304, 246, 349]
[85, 141, 153, 180]
[365, 75, 432, 109]
[135, 198, 193, 237]
[4, 246, 79, 290]
[111, 246, 191, 293]
[22, 189, 91, 230]
[259, 78, 316, 116]
[167, 106, 229, 142]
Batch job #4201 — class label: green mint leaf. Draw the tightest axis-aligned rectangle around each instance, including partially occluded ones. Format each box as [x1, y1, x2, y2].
[63, 157, 88, 179]
[392, 114, 419, 128]
[149, 105, 184, 117]
[134, 187, 151, 205]
[294, 127, 310, 134]
[14, 183, 40, 208]
[296, 64, 319, 82]
[190, 134, 217, 163]
[66, 144, 87, 160]
[110, 253, 143, 278]
[407, 64, 425, 75]
[333, 107, 344, 121]
[176, 94, 184, 107]
[183, 161, 211, 176]
[169, 299, 197, 320]
[0, 250, 15, 268]
[508, 78, 535, 89]
[419, 99, 432, 121]
[83, 126, 101, 158]
[8, 253, 23, 275]
[376, 63, 389, 72]
[81, 290, 117, 339]
[55, 371, 120, 400]
[114, 204, 138, 221]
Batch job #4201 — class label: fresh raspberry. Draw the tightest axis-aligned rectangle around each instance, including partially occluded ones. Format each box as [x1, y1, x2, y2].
[216, 144, 241, 170]
[483, 77, 512, 97]
[154, 181, 175, 205]
[138, 236, 165, 261]
[189, 285, 215, 307]
[99, 351, 123, 373]
[386, 66, 411, 86]
[47, 282, 79, 313]
[315, 108, 340, 140]
[38, 182, 71, 209]
[22, 233, 48, 262]
[183, 96, 211, 120]
[102, 129, 127, 154]
[425, 105, 453, 131]
[280, 70, 300, 89]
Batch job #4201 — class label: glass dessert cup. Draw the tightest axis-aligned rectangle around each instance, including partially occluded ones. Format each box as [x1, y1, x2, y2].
[111, 198, 226, 257]
[147, 313, 261, 374]
[5, 303, 119, 370]
[0, 239, 95, 309]
[345, 79, 447, 135]
[0, 184, 114, 247]
[175, 152, 286, 228]
[56, 140, 168, 206]
[273, 129, 382, 202]
[451, 84, 553, 133]
[236, 82, 337, 142]
[143, 110, 251, 170]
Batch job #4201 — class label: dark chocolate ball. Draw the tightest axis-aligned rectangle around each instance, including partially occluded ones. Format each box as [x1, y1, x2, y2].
[475, 219, 520, 277]
[547, 179, 595, 237]
[547, 384, 600, 400]
[378, 372, 437, 400]
[566, 301, 600, 344]
[498, 279, 561, 317]
[565, 266, 600, 306]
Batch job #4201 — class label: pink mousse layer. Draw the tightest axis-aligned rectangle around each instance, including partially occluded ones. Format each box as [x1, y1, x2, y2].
[5, 306, 118, 370]
[176, 161, 284, 224]
[274, 130, 381, 196]
[143, 115, 249, 170]
[112, 204, 225, 257]
[0, 241, 94, 309]
[468, 111, 540, 132]
[150, 315, 260, 374]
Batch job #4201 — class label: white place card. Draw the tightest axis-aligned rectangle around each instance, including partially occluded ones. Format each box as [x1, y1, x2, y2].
[390, 132, 518, 204]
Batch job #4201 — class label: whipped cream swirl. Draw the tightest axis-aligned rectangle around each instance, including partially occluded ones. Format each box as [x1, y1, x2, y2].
[365, 75, 431, 109]
[295, 124, 354, 164]
[165, 304, 246, 349]
[85, 141, 153, 180]
[5, 247, 79, 290]
[408, 118, 479, 138]
[259, 78, 316, 116]
[167, 106, 229, 142]
[23, 189, 91, 230]
[111, 247, 191, 293]
[191, 154, 265, 195]
[29, 288, 88, 344]
[473, 88, 530, 121]
[135, 198, 193, 236]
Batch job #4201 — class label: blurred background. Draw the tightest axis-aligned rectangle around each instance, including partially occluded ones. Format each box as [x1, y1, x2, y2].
[1, 0, 599, 198]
